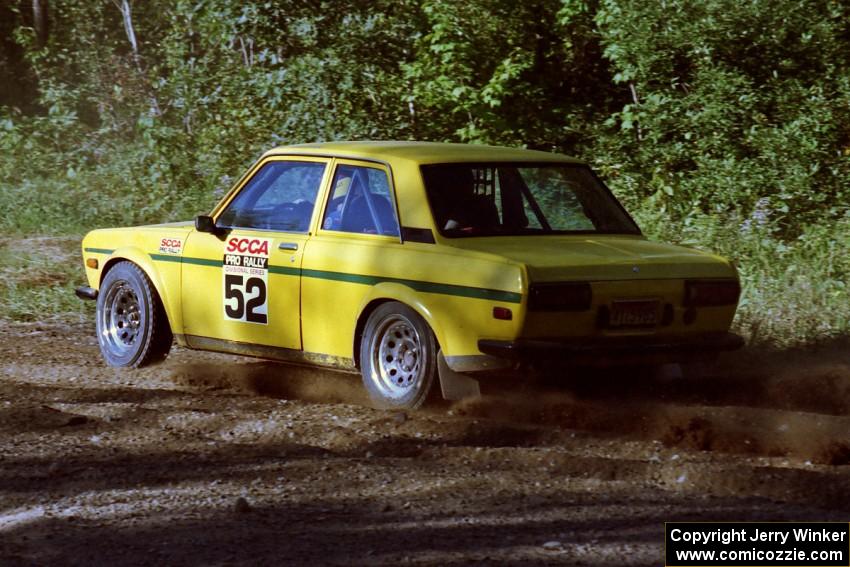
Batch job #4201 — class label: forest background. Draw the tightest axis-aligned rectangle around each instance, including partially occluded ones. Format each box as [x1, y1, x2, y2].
[0, 0, 848, 346]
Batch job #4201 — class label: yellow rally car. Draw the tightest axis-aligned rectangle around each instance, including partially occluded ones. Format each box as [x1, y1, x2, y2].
[76, 141, 742, 409]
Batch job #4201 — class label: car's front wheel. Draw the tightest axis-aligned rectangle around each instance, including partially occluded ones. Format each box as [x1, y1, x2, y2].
[359, 302, 437, 409]
[96, 261, 172, 368]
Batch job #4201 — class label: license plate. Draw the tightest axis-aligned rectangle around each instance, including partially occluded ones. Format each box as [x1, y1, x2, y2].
[609, 299, 660, 327]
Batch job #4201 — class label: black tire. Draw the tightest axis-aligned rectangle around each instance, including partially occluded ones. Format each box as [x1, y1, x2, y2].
[96, 261, 172, 368]
[359, 302, 437, 410]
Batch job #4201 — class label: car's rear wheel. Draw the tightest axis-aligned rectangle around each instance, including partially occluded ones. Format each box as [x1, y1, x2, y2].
[359, 302, 437, 409]
[96, 261, 172, 368]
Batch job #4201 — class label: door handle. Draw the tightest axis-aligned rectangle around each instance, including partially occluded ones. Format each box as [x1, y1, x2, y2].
[278, 242, 299, 251]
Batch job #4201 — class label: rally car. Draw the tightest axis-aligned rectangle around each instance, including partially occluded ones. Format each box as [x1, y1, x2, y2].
[76, 141, 742, 409]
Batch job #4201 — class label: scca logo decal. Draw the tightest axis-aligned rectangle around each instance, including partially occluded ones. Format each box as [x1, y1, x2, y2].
[226, 237, 269, 255]
[158, 237, 183, 255]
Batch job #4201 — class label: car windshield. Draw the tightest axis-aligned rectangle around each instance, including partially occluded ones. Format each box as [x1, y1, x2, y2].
[421, 163, 640, 237]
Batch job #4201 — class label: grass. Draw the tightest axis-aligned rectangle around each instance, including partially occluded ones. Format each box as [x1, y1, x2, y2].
[734, 238, 850, 347]
[0, 236, 93, 323]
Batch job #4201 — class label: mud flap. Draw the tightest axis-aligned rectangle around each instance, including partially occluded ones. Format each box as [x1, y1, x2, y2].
[437, 352, 481, 401]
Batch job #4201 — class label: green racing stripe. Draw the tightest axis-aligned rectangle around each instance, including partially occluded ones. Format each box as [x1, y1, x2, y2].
[147, 253, 521, 303]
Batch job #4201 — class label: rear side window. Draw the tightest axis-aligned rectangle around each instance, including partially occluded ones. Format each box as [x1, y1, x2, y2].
[217, 161, 326, 232]
[322, 165, 399, 237]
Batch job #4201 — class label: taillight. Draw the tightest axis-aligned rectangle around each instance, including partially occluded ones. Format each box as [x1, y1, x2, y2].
[528, 282, 592, 312]
[684, 279, 740, 307]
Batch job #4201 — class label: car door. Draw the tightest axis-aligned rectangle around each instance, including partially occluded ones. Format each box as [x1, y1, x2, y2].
[300, 159, 404, 358]
[181, 156, 331, 351]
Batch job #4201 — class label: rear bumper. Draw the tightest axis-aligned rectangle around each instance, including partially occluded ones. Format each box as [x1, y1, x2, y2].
[478, 332, 744, 366]
[75, 286, 98, 301]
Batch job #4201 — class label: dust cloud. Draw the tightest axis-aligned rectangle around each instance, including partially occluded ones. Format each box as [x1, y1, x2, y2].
[451, 342, 850, 465]
[169, 360, 369, 406]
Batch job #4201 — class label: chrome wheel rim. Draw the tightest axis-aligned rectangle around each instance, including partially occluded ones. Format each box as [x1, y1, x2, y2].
[100, 279, 142, 355]
[369, 314, 424, 399]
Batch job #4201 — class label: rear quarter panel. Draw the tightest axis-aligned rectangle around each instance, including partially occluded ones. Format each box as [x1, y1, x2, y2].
[300, 234, 525, 361]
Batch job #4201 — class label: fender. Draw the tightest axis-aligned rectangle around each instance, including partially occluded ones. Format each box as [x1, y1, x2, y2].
[99, 246, 184, 336]
[354, 282, 512, 376]
[355, 281, 451, 357]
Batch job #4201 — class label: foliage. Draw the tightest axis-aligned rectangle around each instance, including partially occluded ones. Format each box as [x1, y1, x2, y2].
[0, 0, 849, 344]
[594, 0, 850, 228]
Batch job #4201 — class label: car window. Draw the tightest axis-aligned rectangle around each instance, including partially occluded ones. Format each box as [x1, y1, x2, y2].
[321, 165, 399, 237]
[217, 161, 326, 232]
[421, 163, 640, 237]
[517, 167, 596, 231]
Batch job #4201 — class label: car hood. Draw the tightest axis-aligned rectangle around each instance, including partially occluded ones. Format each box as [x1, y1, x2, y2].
[446, 235, 736, 281]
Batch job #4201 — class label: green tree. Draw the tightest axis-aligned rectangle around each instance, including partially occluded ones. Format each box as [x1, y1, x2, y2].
[595, 0, 850, 230]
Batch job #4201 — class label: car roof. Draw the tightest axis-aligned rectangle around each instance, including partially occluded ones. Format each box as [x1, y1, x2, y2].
[264, 141, 584, 165]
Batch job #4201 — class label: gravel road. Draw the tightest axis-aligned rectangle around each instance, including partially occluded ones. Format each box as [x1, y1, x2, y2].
[1, 321, 849, 565]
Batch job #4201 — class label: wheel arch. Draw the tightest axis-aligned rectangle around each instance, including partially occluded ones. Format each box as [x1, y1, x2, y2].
[352, 284, 445, 370]
[99, 249, 176, 332]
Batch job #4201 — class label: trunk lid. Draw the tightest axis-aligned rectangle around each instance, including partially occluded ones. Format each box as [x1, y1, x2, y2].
[447, 235, 735, 281]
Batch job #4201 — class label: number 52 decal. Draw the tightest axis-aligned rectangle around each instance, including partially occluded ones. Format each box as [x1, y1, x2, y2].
[224, 274, 268, 324]
[222, 237, 271, 325]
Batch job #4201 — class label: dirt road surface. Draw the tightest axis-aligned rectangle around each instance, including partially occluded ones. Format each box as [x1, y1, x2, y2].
[1, 321, 849, 565]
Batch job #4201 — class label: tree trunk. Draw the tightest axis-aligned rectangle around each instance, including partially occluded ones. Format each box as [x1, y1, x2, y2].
[628, 81, 643, 142]
[113, 0, 162, 116]
[118, 0, 140, 69]
[32, 0, 48, 47]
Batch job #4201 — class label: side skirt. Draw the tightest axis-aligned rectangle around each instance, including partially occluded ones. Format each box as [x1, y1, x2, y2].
[177, 334, 358, 373]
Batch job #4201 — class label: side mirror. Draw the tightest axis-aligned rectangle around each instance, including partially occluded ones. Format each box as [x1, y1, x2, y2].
[195, 215, 217, 234]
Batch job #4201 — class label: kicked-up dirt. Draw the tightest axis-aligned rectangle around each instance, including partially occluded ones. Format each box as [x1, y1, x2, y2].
[1, 320, 849, 565]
